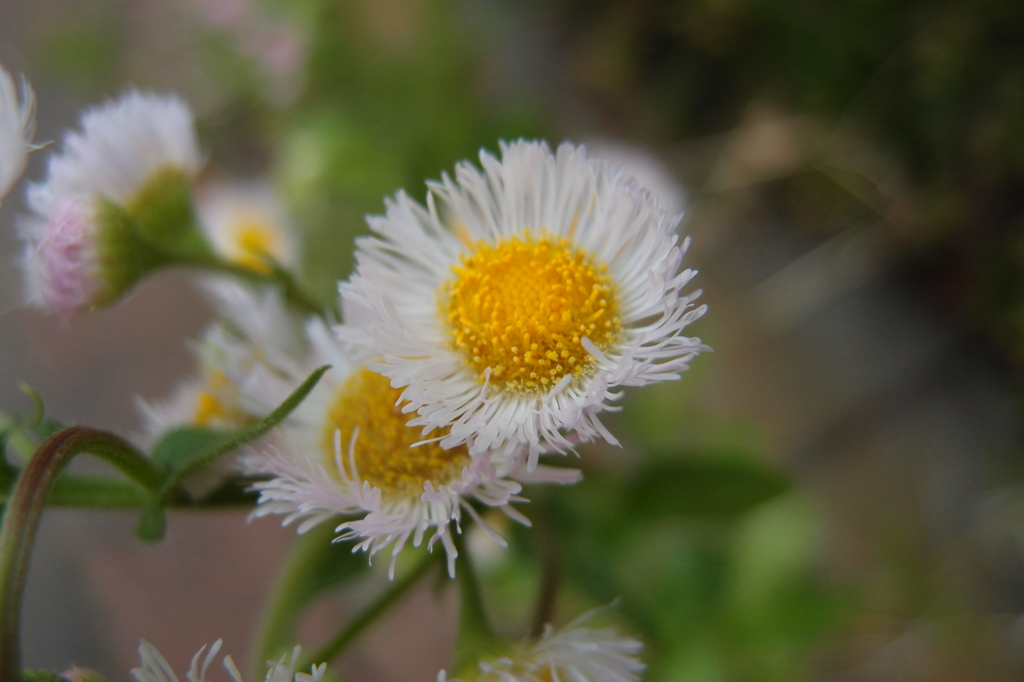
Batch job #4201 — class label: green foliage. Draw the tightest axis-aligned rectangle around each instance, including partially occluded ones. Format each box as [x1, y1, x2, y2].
[626, 457, 791, 519]
[496, 451, 849, 681]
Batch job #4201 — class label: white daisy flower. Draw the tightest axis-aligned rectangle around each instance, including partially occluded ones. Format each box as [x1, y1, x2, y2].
[243, 317, 582, 578]
[197, 181, 299, 275]
[0, 63, 35, 204]
[132, 639, 325, 682]
[340, 140, 708, 466]
[20, 90, 203, 316]
[439, 609, 644, 682]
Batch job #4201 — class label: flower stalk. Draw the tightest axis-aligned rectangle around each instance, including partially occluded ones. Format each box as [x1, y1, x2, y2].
[298, 550, 439, 671]
[0, 427, 165, 681]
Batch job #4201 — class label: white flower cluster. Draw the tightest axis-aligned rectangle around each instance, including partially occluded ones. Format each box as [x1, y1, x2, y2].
[12, 83, 704, 682]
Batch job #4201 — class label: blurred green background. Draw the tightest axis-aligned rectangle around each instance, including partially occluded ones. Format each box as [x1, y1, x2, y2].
[3, 0, 1024, 680]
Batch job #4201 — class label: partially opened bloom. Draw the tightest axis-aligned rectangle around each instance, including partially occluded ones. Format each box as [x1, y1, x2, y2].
[341, 140, 708, 465]
[0, 63, 35, 204]
[138, 279, 307, 442]
[243, 316, 581, 577]
[132, 639, 325, 682]
[21, 90, 204, 316]
[197, 181, 299, 274]
[439, 610, 644, 682]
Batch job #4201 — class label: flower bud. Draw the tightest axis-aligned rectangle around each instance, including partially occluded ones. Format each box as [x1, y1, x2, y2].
[21, 196, 168, 318]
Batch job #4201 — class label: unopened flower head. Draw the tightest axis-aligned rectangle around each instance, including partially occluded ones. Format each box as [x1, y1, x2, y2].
[21, 90, 203, 316]
[341, 140, 708, 466]
[0, 63, 35, 204]
[132, 639, 325, 682]
[243, 316, 581, 578]
[439, 609, 644, 682]
[197, 181, 299, 275]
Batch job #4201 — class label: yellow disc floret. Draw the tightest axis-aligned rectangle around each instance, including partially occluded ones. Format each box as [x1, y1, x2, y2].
[441, 232, 621, 393]
[193, 370, 247, 427]
[228, 214, 285, 274]
[323, 368, 470, 497]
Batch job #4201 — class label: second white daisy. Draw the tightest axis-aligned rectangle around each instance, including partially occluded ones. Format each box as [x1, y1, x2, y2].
[243, 317, 581, 578]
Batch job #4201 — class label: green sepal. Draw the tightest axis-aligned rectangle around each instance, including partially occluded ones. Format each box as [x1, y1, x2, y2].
[123, 167, 212, 259]
[92, 199, 172, 309]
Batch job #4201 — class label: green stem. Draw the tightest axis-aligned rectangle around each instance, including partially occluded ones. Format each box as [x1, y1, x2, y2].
[251, 524, 338, 681]
[299, 551, 438, 670]
[182, 255, 325, 317]
[530, 502, 560, 637]
[452, 532, 498, 673]
[0, 427, 165, 681]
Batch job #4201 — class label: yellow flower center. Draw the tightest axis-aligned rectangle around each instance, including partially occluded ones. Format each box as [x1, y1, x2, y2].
[441, 232, 621, 393]
[193, 370, 246, 427]
[323, 368, 470, 497]
[228, 215, 285, 274]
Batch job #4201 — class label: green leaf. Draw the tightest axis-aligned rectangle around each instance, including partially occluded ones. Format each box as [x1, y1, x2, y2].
[157, 365, 330, 500]
[151, 427, 237, 473]
[626, 458, 791, 519]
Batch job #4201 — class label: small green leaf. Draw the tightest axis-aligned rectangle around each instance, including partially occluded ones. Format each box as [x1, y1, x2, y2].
[151, 427, 237, 473]
[626, 457, 791, 519]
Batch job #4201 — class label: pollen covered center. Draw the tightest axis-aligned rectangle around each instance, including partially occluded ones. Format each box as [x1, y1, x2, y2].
[193, 370, 247, 428]
[442, 232, 621, 392]
[323, 368, 470, 497]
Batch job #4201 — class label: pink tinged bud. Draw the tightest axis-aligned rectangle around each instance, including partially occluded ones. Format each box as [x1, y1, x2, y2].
[27, 196, 103, 319]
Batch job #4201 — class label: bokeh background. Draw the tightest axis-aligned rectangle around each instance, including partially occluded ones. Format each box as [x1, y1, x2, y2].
[3, 0, 1024, 680]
